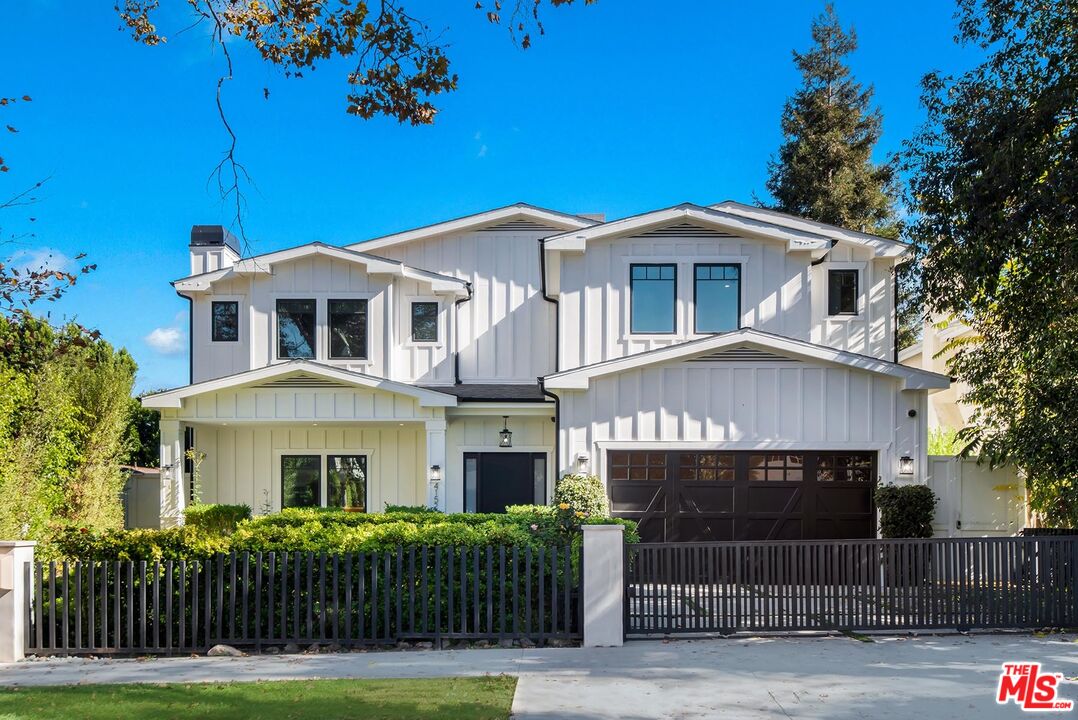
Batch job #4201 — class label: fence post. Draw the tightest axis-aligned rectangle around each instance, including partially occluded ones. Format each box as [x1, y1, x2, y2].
[582, 525, 624, 648]
[0, 541, 36, 663]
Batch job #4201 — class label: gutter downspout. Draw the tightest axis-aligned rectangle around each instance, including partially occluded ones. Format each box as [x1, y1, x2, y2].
[454, 283, 474, 385]
[536, 237, 560, 370]
[174, 286, 194, 384]
[539, 378, 561, 481]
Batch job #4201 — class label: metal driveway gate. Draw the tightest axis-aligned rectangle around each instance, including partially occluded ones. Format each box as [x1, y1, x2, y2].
[625, 537, 1078, 635]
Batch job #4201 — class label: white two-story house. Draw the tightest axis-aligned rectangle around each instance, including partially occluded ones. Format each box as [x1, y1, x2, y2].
[143, 202, 948, 542]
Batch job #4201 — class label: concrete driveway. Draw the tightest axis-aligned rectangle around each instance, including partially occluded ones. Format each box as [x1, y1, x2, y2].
[2, 633, 1076, 719]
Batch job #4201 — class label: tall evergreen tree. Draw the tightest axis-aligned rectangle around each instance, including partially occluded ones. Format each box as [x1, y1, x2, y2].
[765, 4, 899, 234]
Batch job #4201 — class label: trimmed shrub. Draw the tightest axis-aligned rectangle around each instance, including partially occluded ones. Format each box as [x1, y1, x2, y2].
[384, 504, 438, 514]
[184, 503, 252, 535]
[45, 505, 638, 561]
[553, 473, 609, 518]
[876, 484, 937, 538]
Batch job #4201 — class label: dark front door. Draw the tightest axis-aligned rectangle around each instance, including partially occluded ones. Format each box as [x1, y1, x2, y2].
[464, 452, 546, 513]
[608, 450, 877, 542]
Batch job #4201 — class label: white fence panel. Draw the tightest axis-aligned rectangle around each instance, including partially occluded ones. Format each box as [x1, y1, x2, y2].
[927, 456, 1024, 537]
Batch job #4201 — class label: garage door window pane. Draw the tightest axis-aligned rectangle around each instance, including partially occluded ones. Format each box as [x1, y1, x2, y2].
[282, 455, 321, 508]
[328, 455, 366, 511]
[630, 264, 676, 334]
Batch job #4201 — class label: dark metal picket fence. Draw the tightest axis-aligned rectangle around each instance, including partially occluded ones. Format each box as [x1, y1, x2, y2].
[626, 537, 1078, 635]
[25, 546, 579, 655]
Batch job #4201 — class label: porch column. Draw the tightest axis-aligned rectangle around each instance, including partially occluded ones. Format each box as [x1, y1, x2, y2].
[159, 419, 186, 528]
[425, 419, 447, 511]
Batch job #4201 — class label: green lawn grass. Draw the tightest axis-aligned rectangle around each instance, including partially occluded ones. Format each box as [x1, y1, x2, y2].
[0, 676, 517, 720]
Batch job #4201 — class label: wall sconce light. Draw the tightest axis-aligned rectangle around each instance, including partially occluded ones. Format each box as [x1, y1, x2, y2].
[575, 452, 590, 473]
[429, 464, 442, 482]
[499, 416, 513, 448]
[898, 455, 915, 476]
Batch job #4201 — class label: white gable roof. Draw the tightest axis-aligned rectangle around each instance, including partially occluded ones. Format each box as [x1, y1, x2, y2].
[173, 242, 469, 295]
[710, 201, 910, 259]
[541, 203, 834, 257]
[542, 328, 950, 391]
[142, 361, 459, 408]
[348, 203, 598, 252]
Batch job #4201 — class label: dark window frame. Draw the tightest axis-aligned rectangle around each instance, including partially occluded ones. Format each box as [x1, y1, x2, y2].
[328, 298, 369, 360]
[276, 298, 317, 359]
[280, 454, 322, 509]
[692, 263, 741, 334]
[629, 263, 678, 335]
[410, 301, 440, 343]
[828, 268, 860, 316]
[211, 301, 239, 342]
[327, 454, 369, 512]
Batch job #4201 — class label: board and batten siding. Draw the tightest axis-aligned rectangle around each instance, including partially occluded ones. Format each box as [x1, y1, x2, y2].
[443, 413, 556, 513]
[163, 385, 440, 423]
[557, 232, 895, 371]
[365, 228, 556, 382]
[193, 424, 426, 513]
[191, 255, 456, 385]
[555, 358, 926, 486]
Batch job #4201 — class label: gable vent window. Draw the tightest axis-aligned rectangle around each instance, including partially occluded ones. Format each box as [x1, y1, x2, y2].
[328, 299, 368, 359]
[277, 299, 316, 359]
[630, 263, 676, 334]
[411, 302, 439, 343]
[211, 301, 239, 342]
[694, 264, 740, 333]
[828, 269, 859, 316]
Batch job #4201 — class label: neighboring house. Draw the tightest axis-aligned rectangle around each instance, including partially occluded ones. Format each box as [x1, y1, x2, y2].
[143, 202, 949, 542]
[898, 316, 977, 434]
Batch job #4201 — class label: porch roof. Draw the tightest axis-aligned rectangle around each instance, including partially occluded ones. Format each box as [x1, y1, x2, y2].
[141, 361, 459, 409]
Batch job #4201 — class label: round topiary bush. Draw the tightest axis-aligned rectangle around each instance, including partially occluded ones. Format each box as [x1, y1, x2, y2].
[553, 473, 609, 518]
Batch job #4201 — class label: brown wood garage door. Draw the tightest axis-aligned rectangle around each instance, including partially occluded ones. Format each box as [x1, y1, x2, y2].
[608, 450, 877, 542]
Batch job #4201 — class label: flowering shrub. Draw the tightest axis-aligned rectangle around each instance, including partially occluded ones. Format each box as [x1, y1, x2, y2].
[553, 473, 609, 518]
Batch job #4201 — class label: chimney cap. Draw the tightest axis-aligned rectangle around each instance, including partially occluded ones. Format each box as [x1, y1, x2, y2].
[190, 225, 240, 255]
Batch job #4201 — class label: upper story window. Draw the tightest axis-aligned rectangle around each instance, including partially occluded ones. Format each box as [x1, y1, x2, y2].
[411, 301, 439, 343]
[630, 263, 676, 334]
[694, 264, 740, 333]
[277, 299, 316, 358]
[328, 299, 368, 359]
[828, 269, 859, 315]
[211, 301, 239, 342]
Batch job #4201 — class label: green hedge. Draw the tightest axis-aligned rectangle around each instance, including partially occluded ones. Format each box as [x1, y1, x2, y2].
[47, 505, 638, 562]
[184, 504, 251, 535]
[876, 484, 937, 538]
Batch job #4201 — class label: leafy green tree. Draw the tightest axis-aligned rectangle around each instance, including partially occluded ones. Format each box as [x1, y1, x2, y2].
[0, 315, 137, 540]
[904, 0, 1078, 526]
[124, 396, 161, 468]
[763, 4, 919, 348]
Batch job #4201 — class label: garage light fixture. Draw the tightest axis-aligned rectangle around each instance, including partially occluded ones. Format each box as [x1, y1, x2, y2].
[499, 416, 513, 448]
[898, 455, 914, 475]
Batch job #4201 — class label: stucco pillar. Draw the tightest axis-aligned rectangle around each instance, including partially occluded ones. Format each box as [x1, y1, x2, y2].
[159, 418, 186, 528]
[0, 541, 35, 663]
[425, 419, 447, 511]
[583, 524, 624, 647]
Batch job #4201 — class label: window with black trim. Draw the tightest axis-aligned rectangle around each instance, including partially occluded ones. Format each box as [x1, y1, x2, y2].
[694, 264, 740, 333]
[281, 455, 321, 508]
[211, 301, 239, 342]
[328, 299, 368, 359]
[630, 264, 676, 334]
[277, 299, 316, 358]
[327, 455, 367, 511]
[828, 269, 859, 315]
[410, 301, 439, 342]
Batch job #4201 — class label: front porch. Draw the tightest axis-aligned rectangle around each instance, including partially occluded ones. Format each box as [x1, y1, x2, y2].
[143, 362, 456, 526]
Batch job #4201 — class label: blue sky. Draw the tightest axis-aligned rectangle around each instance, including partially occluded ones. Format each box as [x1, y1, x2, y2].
[1, 1, 978, 392]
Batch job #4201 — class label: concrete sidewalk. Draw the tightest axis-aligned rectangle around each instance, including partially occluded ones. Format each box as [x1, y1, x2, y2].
[2, 633, 1076, 719]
